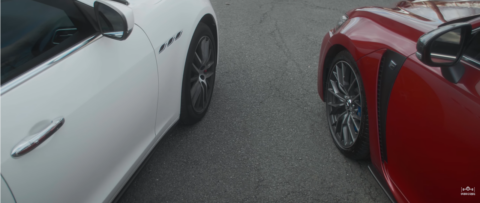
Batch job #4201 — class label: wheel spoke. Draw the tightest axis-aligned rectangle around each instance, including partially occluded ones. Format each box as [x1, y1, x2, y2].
[342, 122, 349, 145]
[333, 68, 339, 81]
[348, 77, 357, 92]
[335, 65, 343, 88]
[191, 82, 201, 106]
[352, 92, 360, 101]
[351, 114, 360, 131]
[201, 39, 210, 65]
[330, 80, 340, 94]
[207, 48, 213, 64]
[330, 105, 346, 115]
[192, 63, 201, 73]
[335, 112, 348, 134]
[328, 88, 345, 101]
[205, 61, 215, 71]
[200, 81, 208, 108]
[351, 113, 361, 120]
[354, 100, 361, 107]
[329, 78, 346, 104]
[190, 76, 198, 83]
[336, 64, 348, 94]
[327, 102, 344, 107]
[201, 80, 208, 90]
[347, 115, 356, 142]
[195, 52, 202, 65]
[332, 111, 346, 126]
[205, 71, 214, 79]
[335, 65, 342, 86]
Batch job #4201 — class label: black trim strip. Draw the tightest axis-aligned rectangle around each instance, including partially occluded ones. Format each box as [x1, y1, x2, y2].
[377, 50, 407, 162]
[368, 165, 396, 203]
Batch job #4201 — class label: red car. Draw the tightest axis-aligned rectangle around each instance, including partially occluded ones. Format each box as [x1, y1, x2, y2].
[317, 1, 480, 202]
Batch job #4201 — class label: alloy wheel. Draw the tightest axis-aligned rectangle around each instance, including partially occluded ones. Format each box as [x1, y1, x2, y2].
[326, 61, 363, 149]
[190, 36, 215, 113]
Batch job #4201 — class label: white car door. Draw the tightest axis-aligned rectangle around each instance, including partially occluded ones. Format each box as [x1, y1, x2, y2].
[1, 0, 158, 202]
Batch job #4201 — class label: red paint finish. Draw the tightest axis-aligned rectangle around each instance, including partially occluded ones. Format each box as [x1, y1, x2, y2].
[317, 5, 431, 101]
[316, 15, 418, 101]
[318, 1, 480, 101]
[386, 56, 480, 203]
[317, 1, 480, 202]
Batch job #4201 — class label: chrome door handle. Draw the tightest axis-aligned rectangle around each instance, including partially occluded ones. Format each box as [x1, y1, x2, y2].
[11, 117, 65, 158]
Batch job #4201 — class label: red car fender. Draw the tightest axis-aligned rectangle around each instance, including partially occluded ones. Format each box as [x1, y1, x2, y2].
[318, 9, 424, 102]
[356, 49, 410, 203]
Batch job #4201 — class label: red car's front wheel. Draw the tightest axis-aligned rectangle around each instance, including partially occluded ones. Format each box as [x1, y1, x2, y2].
[325, 50, 369, 160]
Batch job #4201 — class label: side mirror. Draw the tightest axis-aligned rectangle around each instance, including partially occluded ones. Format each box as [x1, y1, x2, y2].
[416, 23, 472, 67]
[94, 0, 134, 40]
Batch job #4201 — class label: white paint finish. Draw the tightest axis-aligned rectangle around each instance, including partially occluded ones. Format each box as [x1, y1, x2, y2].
[105, 0, 219, 200]
[78, 0, 218, 137]
[1, 26, 158, 202]
[2, 0, 218, 201]
[129, 0, 218, 135]
[1, 177, 15, 203]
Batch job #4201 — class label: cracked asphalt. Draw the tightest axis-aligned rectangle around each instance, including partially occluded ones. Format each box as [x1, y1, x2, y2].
[119, 0, 399, 202]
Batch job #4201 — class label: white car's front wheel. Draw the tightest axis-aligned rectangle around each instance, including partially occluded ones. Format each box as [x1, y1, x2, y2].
[180, 22, 217, 125]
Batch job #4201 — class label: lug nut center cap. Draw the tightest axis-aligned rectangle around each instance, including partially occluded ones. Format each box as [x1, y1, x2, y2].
[346, 99, 352, 107]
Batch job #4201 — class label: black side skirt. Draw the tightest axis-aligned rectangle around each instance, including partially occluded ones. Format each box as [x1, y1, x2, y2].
[368, 164, 397, 203]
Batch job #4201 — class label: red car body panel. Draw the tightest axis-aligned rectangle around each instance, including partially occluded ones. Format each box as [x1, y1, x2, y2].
[318, 1, 480, 202]
[386, 55, 480, 202]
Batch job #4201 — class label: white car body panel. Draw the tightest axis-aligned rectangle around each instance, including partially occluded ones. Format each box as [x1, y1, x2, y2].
[104, 0, 218, 201]
[1, 27, 158, 202]
[1, 0, 217, 201]
[78, 0, 218, 136]
[2, 177, 16, 203]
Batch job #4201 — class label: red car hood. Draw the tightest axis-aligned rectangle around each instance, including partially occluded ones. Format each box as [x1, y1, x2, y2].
[396, 1, 480, 25]
[349, 0, 480, 44]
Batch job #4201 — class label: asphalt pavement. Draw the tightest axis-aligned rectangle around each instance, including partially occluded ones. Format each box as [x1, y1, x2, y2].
[119, 0, 399, 202]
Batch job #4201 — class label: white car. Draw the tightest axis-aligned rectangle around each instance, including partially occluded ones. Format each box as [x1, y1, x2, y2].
[1, 0, 218, 202]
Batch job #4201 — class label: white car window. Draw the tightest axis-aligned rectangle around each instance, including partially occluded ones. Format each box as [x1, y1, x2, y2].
[1, 0, 95, 85]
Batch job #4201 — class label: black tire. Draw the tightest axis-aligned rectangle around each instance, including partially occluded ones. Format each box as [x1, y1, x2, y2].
[325, 50, 369, 160]
[179, 22, 217, 125]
